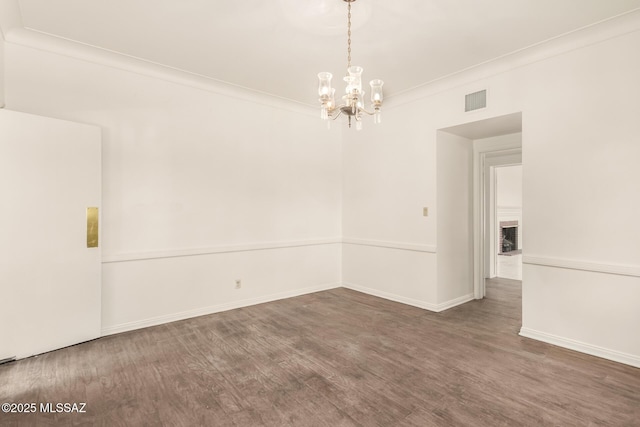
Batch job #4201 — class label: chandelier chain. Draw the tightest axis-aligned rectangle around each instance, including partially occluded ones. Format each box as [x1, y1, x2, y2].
[347, 1, 352, 69]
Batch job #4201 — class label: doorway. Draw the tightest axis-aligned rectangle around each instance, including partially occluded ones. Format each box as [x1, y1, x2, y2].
[439, 112, 522, 300]
[494, 165, 522, 280]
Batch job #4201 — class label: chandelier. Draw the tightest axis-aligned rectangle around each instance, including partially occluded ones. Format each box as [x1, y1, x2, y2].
[317, 0, 383, 130]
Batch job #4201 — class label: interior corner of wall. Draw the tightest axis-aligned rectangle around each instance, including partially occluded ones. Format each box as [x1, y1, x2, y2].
[0, 0, 23, 40]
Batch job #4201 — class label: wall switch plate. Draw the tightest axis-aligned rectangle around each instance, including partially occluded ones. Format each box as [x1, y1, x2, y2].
[423, 207, 429, 217]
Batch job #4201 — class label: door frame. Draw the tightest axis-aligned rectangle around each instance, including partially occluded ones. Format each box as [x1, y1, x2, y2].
[473, 139, 521, 298]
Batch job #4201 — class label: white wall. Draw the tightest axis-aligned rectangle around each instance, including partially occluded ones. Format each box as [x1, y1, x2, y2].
[342, 14, 640, 366]
[496, 165, 522, 209]
[518, 23, 640, 366]
[436, 132, 473, 305]
[4, 34, 342, 334]
[342, 101, 439, 309]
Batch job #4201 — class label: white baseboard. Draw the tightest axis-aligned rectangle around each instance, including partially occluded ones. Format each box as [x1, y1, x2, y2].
[519, 327, 640, 369]
[436, 293, 476, 312]
[102, 282, 474, 337]
[342, 282, 474, 313]
[101, 282, 340, 336]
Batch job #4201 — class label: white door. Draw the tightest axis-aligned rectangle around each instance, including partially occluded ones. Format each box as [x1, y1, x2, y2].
[0, 109, 101, 361]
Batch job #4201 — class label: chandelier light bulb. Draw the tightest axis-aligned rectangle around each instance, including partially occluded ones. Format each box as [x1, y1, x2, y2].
[318, 72, 333, 97]
[327, 88, 335, 108]
[370, 79, 384, 104]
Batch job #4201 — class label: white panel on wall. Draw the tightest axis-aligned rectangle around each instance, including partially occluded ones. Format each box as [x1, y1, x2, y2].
[102, 243, 341, 334]
[522, 264, 640, 367]
[496, 165, 522, 208]
[342, 243, 437, 309]
[342, 105, 437, 246]
[521, 30, 640, 267]
[341, 101, 439, 310]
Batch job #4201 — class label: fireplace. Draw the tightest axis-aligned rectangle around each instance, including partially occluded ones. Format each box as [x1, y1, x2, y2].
[499, 221, 519, 254]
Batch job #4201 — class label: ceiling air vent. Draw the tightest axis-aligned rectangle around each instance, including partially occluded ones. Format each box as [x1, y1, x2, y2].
[465, 90, 487, 112]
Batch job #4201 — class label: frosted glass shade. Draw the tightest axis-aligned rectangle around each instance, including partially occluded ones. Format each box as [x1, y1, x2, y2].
[327, 88, 336, 107]
[370, 79, 384, 104]
[346, 66, 363, 93]
[318, 72, 333, 97]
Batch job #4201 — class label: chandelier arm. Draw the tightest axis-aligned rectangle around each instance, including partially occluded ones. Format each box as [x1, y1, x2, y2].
[358, 107, 377, 116]
[329, 109, 344, 120]
[329, 102, 348, 113]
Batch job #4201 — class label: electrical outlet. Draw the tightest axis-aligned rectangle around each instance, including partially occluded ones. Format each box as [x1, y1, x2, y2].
[235, 279, 242, 289]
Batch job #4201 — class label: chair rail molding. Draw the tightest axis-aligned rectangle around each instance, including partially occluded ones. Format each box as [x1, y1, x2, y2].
[103, 238, 342, 263]
[342, 237, 437, 253]
[523, 255, 640, 278]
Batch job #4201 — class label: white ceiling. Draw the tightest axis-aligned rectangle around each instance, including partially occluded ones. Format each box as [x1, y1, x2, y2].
[10, 0, 640, 105]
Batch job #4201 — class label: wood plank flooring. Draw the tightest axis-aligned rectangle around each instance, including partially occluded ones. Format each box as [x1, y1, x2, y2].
[1, 278, 639, 426]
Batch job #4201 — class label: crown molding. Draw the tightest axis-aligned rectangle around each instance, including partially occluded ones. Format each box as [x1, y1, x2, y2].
[386, 8, 640, 110]
[0, 0, 22, 39]
[4, 26, 317, 117]
[5, 3, 640, 118]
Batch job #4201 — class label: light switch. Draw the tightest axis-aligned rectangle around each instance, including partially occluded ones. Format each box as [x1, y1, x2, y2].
[423, 207, 429, 217]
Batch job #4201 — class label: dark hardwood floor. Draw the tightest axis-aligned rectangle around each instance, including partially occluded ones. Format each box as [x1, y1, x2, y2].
[1, 278, 639, 426]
